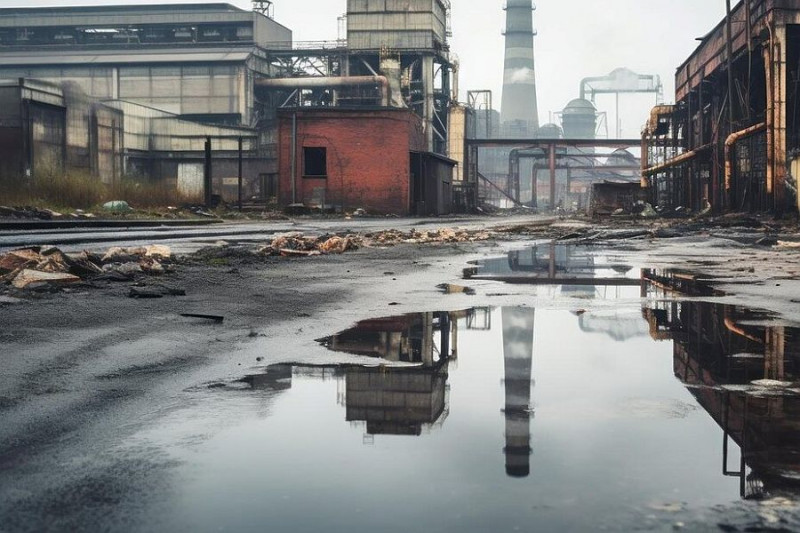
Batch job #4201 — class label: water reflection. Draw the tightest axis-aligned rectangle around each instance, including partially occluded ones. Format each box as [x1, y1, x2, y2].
[315, 309, 536, 474]
[642, 269, 800, 497]
[230, 268, 800, 512]
[465, 242, 637, 288]
[501, 308, 535, 477]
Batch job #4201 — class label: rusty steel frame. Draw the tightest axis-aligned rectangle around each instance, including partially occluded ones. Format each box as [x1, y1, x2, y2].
[465, 138, 641, 210]
[656, 0, 800, 214]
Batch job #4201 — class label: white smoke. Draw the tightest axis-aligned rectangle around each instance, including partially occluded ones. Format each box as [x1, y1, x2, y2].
[506, 67, 535, 84]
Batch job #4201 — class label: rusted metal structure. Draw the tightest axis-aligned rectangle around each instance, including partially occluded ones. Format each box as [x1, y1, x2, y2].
[466, 138, 641, 210]
[642, 0, 800, 214]
[642, 269, 800, 497]
[580, 68, 663, 138]
[260, 0, 454, 156]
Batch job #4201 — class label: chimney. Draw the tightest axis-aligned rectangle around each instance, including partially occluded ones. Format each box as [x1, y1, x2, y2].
[501, 307, 535, 478]
[500, 0, 540, 138]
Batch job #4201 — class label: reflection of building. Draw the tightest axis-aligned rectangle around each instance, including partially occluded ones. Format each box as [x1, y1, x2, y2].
[320, 312, 457, 436]
[475, 243, 595, 280]
[241, 364, 293, 391]
[501, 308, 535, 477]
[643, 270, 800, 498]
[345, 366, 448, 436]
[467, 243, 638, 292]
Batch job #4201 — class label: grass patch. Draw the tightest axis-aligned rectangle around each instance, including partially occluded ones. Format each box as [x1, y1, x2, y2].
[0, 170, 197, 211]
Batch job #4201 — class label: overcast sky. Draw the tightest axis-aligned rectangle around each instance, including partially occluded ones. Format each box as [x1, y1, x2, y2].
[8, 0, 728, 136]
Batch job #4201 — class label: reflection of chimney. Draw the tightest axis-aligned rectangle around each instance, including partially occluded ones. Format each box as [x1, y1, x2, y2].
[500, 0, 539, 137]
[501, 308, 535, 477]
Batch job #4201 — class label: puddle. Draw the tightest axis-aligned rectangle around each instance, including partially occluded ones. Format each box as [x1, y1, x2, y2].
[150, 267, 800, 532]
[465, 242, 639, 286]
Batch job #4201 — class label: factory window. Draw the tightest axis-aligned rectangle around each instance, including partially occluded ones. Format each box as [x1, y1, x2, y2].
[303, 147, 327, 178]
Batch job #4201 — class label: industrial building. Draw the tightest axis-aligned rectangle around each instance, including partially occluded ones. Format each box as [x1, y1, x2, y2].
[0, 3, 290, 125]
[0, 1, 458, 214]
[0, 3, 289, 202]
[643, 0, 800, 215]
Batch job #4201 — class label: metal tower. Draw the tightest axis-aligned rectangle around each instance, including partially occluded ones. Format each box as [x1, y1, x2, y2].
[500, 0, 540, 138]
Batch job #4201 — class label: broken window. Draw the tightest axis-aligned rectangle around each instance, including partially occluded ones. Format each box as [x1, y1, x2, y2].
[303, 147, 327, 178]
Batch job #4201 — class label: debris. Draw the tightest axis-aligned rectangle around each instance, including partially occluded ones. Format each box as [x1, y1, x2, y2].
[12, 269, 81, 289]
[145, 245, 172, 259]
[180, 313, 224, 323]
[102, 247, 146, 263]
[128, 287, 164, 299]
[756, 236, 779, 247]
[128, 285, 185, 298]
[102, 201, 132, 212]
[697, 199, 713, 218]
[94, 271, 134, 282]
[353, 208, 367, 217]
[639, 203, 658, 219]
[280, 248, 321, 257]
[0, 206, 64, 220]
[139, 258, 165, 274]
[437, 283, 476, 296]
[776, 241, 800, 249]
[70, 209, 96, 219]
[0, 248, 40, 277]
[103, 262, 142, 276]
[318, 236, 355, 254]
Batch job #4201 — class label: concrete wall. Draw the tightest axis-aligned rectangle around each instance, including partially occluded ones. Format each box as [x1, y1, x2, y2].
[278, 108, 425, 214]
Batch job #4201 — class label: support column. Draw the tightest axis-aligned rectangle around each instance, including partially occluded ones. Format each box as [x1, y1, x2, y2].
[423, 56, 435, 152]
[774, 26, 789, 213]
[422, 312, 434, 367]
[548, 143, 556, 209]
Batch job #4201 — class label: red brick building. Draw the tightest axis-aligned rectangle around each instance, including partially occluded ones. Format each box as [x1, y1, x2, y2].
[277, 108, 453, 215]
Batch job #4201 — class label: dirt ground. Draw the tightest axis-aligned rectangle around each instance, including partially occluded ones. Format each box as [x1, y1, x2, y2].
[1, 213, 800, 532]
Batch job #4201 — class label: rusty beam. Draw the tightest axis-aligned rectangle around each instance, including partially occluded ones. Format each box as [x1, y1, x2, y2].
[466, 138, 641, 149]
[642, 144, 713, 176]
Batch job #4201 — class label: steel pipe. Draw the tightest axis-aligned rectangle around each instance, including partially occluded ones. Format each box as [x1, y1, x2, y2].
[724, 122, 767, 191]
[642, 144, 713, 177]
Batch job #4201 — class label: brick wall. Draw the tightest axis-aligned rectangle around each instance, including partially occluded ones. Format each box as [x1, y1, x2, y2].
[278, 108, 425, 214]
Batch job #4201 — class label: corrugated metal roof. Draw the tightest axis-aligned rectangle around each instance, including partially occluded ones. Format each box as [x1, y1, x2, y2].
[0, 48, 253, 66]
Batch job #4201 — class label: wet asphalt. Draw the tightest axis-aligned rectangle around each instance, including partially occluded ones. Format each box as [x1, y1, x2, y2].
[2, 215, 800, 532]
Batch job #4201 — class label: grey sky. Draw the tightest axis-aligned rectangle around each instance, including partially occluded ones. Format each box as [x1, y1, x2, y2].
[5, 0, 727, 136]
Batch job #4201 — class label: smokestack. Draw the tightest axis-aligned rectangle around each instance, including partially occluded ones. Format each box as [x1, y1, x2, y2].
[501, 308, 535, 478]
[500, 0, 540, 138]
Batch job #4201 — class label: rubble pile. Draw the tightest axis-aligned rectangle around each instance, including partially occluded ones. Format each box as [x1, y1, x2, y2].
[363, 228, 494, 246]
[0, 244, 173, 290]
[0, 205, 68, 220]
[257, 233, 362, 257]
[255, 228, 493, 258]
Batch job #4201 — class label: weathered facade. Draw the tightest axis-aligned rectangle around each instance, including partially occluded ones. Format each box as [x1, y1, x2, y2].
[0, 4, 290, 201]
[0, 4, 290, 127]
[643, 0, 800, 214]
[277, 108, 453, 215]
